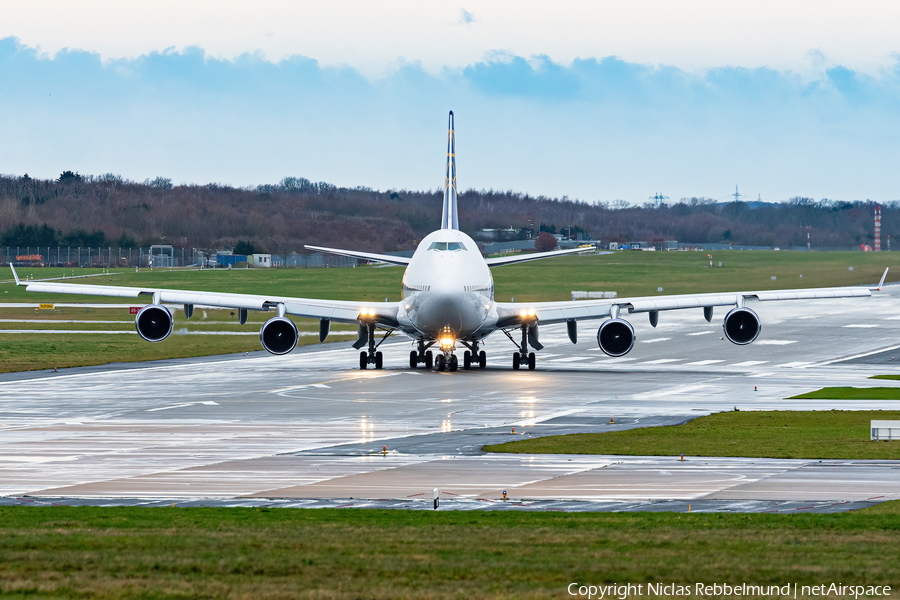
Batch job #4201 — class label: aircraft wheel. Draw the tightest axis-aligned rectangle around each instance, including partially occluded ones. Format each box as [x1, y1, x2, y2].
[479, 350, 486, 368]
[425, 350, 434, 369]
[463, 351, 471, 369]
[436, 354, 446, 371]
[375, 351, 383, 369]
[528, 352, 536, 370]
[409, 350, 418, 368]
[512, 353, 520, 370]
[449, 354, 458, 372]
[359, 351, 368, 370]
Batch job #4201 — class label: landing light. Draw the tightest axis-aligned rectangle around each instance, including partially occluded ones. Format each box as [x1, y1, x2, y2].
[440, 336, 455, 348]
[360, 308, 376, 317]
[519, 308, 536, 318]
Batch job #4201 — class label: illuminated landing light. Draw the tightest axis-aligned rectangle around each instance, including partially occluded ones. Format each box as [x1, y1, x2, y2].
[359, 308, 377, 318]
[440, 336, 455, 349]
[519, 308, 536, 318]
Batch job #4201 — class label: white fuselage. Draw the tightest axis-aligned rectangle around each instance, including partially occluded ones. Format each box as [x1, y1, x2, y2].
[396, 229, 498, 341]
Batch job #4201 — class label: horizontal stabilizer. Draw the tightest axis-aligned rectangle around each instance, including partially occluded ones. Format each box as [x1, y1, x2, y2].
[304, 245, 411, 266]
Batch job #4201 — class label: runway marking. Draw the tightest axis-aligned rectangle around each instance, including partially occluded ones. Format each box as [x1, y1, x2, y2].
[755, 340, 797, 345]
[779, 362, 812, 368]
[638, 358, 682, 365]
[640, 338, 671, 344]
[686, 331, 714, 336]
[536, 354, 562, 359]
[685, 360, 724, 366]
[270, 372, 408, 394]
[593, 357, 636, 363]
[842, 324, 880, 328]
[146, 401, 219, 412]
[817, 344, 900, 366]
[546, 356, 592, 363]
[730, 360, 769, 367]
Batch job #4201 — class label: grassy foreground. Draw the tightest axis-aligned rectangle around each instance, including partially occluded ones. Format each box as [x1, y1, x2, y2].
[789, 387, 900, 400]
[484, 411, 900, 459]
[0, 505, 898, 599]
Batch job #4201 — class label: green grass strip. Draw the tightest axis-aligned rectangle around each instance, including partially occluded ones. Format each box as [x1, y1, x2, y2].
[871, 375, 900, 381]
[788, 387, 900, 400]
[484, 411, 900, 459]
[0, 505, 898, 598]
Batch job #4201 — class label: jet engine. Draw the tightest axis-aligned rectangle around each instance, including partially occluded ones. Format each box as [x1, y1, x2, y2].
[597, 318, 635, 357]
[722, 307, 761, 345]
[135, 304, 174, 342]
[260, 317, 299, 355]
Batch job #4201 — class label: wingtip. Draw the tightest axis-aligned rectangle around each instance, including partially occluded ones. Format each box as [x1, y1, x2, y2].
[877, 267, 889, 290]
[9, 263, 20, 285]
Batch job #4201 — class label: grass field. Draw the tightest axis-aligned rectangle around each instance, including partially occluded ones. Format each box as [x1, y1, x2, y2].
[0, 250, 894, 372]
[0, 505, 898, 599]
[484, 411, 900, 459]
[789, 387, 900, 400]
[872, 375, 900, 381]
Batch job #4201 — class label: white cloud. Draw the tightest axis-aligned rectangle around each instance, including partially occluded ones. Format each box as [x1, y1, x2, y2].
[1, 0, 899, 78]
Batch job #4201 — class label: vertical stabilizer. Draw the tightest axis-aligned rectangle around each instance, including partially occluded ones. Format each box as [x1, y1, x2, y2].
[441, 111, 459, 230]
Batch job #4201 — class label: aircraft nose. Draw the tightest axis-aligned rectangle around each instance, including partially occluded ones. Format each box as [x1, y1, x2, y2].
[431, 276, 463, 297]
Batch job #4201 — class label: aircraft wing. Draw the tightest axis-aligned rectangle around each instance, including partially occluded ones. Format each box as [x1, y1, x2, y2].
[304, 245, 411, 266]
[485, 246, 591, 267]
[9, 265, 397, 326]
[495, 268, 888, 327]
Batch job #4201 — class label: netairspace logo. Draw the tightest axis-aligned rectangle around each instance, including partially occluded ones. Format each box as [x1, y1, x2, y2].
[567, 582, 893, 599]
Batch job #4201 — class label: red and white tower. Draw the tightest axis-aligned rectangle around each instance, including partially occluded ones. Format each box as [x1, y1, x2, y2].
[875, 206, 882, 252]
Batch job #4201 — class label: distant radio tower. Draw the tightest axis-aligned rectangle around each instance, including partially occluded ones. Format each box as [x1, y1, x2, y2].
[649, 192, 669, 208]
[730, 185, 743, 202]
[875, 206, 882, 252]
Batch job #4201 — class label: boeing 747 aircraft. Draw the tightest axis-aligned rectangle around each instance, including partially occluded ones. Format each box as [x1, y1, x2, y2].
[10, 112, 888, 371]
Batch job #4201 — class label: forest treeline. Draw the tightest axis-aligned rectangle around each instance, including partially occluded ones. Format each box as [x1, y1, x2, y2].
[0, 172, 894, 253]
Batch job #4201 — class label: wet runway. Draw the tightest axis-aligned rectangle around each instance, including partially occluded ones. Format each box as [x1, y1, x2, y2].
[1, 285, 900, 511]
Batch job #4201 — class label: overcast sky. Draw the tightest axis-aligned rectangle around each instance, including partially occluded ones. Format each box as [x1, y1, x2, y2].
[1, 1, 899, 203]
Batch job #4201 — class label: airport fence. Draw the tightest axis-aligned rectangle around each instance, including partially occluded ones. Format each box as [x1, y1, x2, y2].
[0, 247, 360, 269]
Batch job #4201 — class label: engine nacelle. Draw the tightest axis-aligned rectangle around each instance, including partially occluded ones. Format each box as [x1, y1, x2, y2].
[135, 304, 174, 342]
[260, 317, 299, 355]
[597, 318, 635, 357]
[722, 307, 761, 345]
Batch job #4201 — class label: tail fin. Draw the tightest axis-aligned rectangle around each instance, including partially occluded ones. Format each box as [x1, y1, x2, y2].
[441, 111, 459, 230]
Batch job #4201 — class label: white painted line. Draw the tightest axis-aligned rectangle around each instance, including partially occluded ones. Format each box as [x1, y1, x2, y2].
[640, 338, 671, 344]
[779, 362, 812, 368]
[686, 331, 714, 336]
[639, 358, 683, 365]
[546, 356, 592, 363]
[685, 360, 725, 366]
[755, 340, 797, 346]
[593, 358, 637, 364]
[146, 401, 219, 412]
[0, 330, 136, 334]
[817, 344, 900, 366]
[842, 324, 880, 328]
[730, 360, 769, 367]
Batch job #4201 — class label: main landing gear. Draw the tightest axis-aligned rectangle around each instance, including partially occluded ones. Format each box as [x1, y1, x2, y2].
[506, 324, 537, 370]
[359, 322, 392, 370]
[409, 340, 435, 369]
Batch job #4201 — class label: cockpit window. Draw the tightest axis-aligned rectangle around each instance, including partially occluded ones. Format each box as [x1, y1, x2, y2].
[428, 241, 467, 252]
